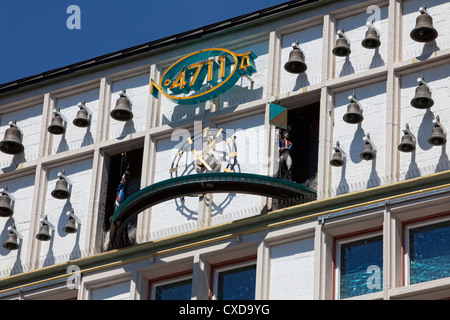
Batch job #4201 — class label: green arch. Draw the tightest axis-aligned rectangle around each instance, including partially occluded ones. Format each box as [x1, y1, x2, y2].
[109, 172, 316, 247]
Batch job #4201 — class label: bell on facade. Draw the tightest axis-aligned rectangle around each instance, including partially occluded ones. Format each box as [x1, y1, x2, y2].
[284, 41, 307, 74]
[333, 30, 351, 57]
[63, 216, 77, 234]
[428, 123, 447, 146]
[48, 113, 66, 135]
[36, 223, 51, 241]
[360, 141, 376, 161]
[330, 150, 344, 167]
[343, 101, 364, 124]
[3, 231, 19, 251]
[411, 81, 434, 109]
[110, 90, 133, 121]
[410, 7, 438, 43]
[361, 25, 381, 49]
[398, 132, 416, 153]
[51, 176, 71, 199]
[0, 192, 14, 218]
[73, 102, 91, 128]
[0, 121, 24, 155]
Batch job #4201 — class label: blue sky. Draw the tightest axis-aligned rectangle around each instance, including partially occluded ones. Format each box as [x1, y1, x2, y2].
[0, 0, 289, 85]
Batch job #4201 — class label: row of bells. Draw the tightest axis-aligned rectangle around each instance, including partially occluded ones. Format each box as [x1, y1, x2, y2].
[3, 217, 78, 251]
[285, 10, 438, 74]
[330, 125, 446, 167]
[48, 92, 133, 135]
[0, 92, 133, 156]
[343, 82, 434, 126]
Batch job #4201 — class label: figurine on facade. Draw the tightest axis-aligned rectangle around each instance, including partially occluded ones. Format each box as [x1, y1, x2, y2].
[275, 128, 293, 181]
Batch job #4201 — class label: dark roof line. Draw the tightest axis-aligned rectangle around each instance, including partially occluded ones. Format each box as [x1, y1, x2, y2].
[0, 0, 322, 95]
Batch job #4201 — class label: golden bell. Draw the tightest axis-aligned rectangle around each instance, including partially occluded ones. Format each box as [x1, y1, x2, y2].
[333, 34, 351, 57]
[0, 124, 24, 155]
[110, 91, 133, 121]
[51, 177, 71, 199]
[410, 10, 438, 43]
[411, 82, 434, 109]
[284, 47, 307, 74]
[36, 223, 51, 241]
[330, 150, 344, 167]
[0, 193, 14, 218]
[3, 231, 19, 251]
[48, 114, 66, 135]
[398, 132, 416, 153]
[362, 27, 381, 49]
[360, 142, 376, 161]
[428, 124, 447, 146]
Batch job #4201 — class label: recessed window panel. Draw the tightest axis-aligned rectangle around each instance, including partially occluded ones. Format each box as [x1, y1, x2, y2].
[338, 235, 383, 299]
[154, 278, 192, 300]
[216, 264, 256, 300]
[408, 219, 450, 285]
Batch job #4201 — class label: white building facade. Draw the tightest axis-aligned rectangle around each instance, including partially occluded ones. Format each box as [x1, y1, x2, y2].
[0, 0, 450, 300]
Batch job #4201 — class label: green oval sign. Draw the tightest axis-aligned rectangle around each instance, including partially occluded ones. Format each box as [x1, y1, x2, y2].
[151, 48, 257, 105]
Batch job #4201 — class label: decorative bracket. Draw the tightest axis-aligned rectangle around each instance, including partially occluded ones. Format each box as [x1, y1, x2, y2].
[57, 169, 74, 186]
[363, 133, 377, 152]
[40, 215, 56, 231]
[66, 209, 82, 225]
[7, 225, 23, 240]
[403, 123, 417, 143]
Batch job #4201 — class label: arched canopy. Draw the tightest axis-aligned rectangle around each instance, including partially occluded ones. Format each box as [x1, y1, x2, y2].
[109, 173, 316, 247]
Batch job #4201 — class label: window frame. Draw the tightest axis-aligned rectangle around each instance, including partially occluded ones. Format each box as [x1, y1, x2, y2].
[334, 230, 383, 300]
[403, 215, 450, 286]
[210, 258, 257, 300]
[149, 271, 193, 300]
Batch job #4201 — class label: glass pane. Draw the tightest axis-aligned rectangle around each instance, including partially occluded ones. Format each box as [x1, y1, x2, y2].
[217, 265, 256, 300]
[409, 220, 450, 285]
[340, 235, 383, 299]
[155, 279, 192, 300]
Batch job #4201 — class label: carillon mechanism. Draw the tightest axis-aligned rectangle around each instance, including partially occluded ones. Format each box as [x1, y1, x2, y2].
[410, 5, 438, 43]
[330, 141, 346, 167]
[398, 124, 416, 153]
[361, 22, 381, 49]
[284, 40, 307, 74]
[110, 89, 133, 121]
[360, 134, 376, 161]
[333, 28, 351, 57]
[48, 108, 67, 135]
[73, 100, 92, 128]
[343, 93, 364, 124]
[0, 119, 24, 155]
[51, 170, 73, 200]
[411, 76, 434, 109]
